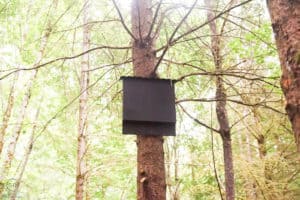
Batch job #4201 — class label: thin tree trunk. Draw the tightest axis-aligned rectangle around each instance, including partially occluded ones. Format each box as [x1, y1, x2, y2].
[205, 1, 235, 199]
[131, 0, 166, 199]
[266, 0, 300, 152]
[75, 1, 90, 199]
[173, 140, 180, 200]
[0, 29, 49, 196]
[0, 72, 19, 155]
[9, 103, 41, 200]
[245, 130, 258, 200]
[166, 138, 180, 200]
[257, 135, 266, 159]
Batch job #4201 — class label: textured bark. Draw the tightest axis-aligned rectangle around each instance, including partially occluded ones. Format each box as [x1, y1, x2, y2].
[76, 1, 90, 199]
[0, 72, 18, 155]
[266, 0, 300, 151]
[222, 135, 235, 200]
[205, 0, 235, 199]
[0, 29, 49, 196]
[131, 0, 166, 199]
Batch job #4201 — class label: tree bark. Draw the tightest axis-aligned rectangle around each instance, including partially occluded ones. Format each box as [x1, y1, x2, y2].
[131, 0, 166, 199]
[221, 134, 235, 200]
[266, 0, 300, 151]
[205, 0, 235, 199]
[76, 1, 90, 199]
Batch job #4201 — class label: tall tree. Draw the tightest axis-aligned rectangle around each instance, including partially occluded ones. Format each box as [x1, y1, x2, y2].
[205, 0, 235, 199]
[131, 0, 166, 199]
[9, 102, 41, 200]
[266, 0, 300, 151]
[75, 0, 90, 199]
[0, 72, 18, 155]
[0, 27, 50, 196]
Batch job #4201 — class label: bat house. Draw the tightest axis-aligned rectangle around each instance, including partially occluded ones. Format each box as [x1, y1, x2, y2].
[121, 76, 176, 136]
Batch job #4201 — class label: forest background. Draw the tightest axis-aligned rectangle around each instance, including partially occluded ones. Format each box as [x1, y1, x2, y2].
[0, 0, 299, 199]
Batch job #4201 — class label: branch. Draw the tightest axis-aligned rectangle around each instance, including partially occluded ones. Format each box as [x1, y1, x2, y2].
[112, 0, 137, 40]
[53, 19, 119, 34]
[153, 0, 198, 74]
[174, 71, 279, 88]
[229, 110, 251, 129]
[220, 16, 276, 50]
[136, 0, 143, 41]
[86, 59, 132, 72]
[33, 66, 126, 143]
[147, 0, 163, 39]
[171, 0, 253, 45]
[177, 98, 286, 115]
[178, 104, 220, 133]
[0, 45, 131, 80]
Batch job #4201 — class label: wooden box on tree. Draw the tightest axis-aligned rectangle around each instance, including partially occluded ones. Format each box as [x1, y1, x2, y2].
[121, 76, 176, 136]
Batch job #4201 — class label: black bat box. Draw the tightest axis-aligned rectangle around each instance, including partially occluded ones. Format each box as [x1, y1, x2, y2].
[121, 76, 176, 136]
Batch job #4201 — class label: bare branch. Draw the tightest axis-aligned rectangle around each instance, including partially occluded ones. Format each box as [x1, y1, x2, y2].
[178, 104, 220, 133]
[147, 0, 163, 39]
[33, 66, 127, 143]
[177, 98, 286, 115]
[0, 45, 131, 80]
[153, 0, 198, 74]
[171, 0, 253, 45]
[53, 19, 119, 34]
[174, 71, 279, 88]
[112, 0, 137, 40]
[220, 16, 276, 50]
[136, 0, 143, 40]
[86, 59, 132, 72]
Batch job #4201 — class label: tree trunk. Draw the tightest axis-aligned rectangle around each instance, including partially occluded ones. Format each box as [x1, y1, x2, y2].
[75, 1, 90, 199]
[0, 72, 18, 155]
[257, 135, 266, 159]
[205, 0, 235, 199]
[9, 104, 41, 200]
[244, 130, 258, 199]
[222, 135, 235, 200]
[131, 0, 166, 199]
[266, 0, 300, 151]
[0, 29, 49, 196]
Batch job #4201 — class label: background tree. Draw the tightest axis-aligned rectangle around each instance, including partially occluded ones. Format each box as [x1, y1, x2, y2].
[75, 0, 90, 199]
[205, 0, 235, 199]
